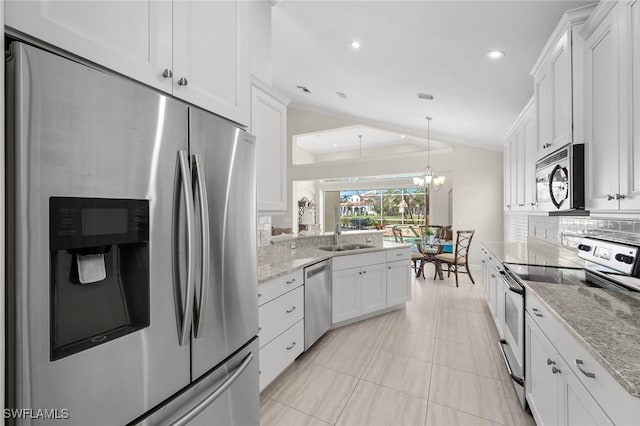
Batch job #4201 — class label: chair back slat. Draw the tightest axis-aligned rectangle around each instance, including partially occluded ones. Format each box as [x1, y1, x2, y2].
[454, 230, 475, 263]
[392, 226, 404, 243]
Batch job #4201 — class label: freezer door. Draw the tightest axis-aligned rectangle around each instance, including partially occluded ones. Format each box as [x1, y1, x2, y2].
[131, 338, 259, 426]
[6, 43, 191, 424]
[189, 108, 258, 379]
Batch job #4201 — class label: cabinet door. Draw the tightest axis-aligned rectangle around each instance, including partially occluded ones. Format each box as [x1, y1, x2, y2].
[621, 0, 640, 210]
[332, 268, 361, 323]
[525, 314, 559, 426]
[523, 105, 538, 208]
[173, 0, 249, 126]
[551, 32, 573, 147]
[536, 67, 553, 156]
[361, 264, 386, 315]
[557, 357, 614, 426]
[251, 87, 287, 212]
[515, 130, 526, 208]
[504, 140, 513, 210]
[585, 6, 621, 211]
[5, 0, 173, 93]
[386, 260, 411, 306]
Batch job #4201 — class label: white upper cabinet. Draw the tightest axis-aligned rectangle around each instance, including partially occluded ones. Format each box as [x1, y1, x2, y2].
[173, 0, 249, 125]
[6, 0, 250, 126]
[531, 5, 595, 158]
[583, 3, 621, 211]
[582, 1, 640, 211]
[251, 84, 289, 213]
[504, 97, 536, 211]
[5, 0, 174, 93]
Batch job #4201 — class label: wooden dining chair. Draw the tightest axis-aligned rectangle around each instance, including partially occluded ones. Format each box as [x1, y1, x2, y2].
[416, 225, 444, 278]
[393, 226, 425, 275]
[434, 230, 475, 287]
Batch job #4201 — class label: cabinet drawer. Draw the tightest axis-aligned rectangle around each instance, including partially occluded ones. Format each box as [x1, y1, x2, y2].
[386, 248, 411, 262]
[526, 291, 558, 345]
[258, 286, 304, 348]
[259, 319, 304, 392]
[332, 251, 387, 271]
[557, 324, 640, 425]
[258, 269, 303, 306]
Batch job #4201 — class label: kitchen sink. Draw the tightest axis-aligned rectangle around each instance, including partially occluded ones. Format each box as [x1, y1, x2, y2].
[317, 244, 375, 252]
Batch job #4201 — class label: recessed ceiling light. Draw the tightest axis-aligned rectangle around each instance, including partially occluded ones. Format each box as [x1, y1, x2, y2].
[400, 135, 406, 138]
[487, 50, 505, 59]
[333, 143, 338, 147]
[351, 40, 361, 49]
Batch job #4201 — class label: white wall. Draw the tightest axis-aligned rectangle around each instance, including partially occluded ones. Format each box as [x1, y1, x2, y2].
[429, 172, 453, 227]
[274, 106, 504, 266]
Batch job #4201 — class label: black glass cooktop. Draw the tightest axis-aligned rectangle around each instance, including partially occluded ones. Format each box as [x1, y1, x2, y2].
[505, 264, 589, 286]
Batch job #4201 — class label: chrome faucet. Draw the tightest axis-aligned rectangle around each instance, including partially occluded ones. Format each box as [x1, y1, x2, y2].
[334, 206, 341, 245]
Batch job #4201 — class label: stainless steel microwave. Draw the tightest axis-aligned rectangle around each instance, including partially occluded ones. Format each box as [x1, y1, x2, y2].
[535, 144, 585, 211]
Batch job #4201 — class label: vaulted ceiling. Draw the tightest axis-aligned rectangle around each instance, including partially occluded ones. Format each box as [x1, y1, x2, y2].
[272, 0, 594, 151]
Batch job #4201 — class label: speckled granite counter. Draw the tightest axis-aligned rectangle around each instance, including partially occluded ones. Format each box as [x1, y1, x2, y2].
[482, 240, 583, 268]
[258, 241, 409, 283]
[526, 282, 640, 398]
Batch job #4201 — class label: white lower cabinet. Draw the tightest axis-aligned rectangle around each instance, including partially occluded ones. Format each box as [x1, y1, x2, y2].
[386, 260, 411, 306]
[526, 312, 615, 426]
[258, 271, 304, 392]
[259, 320, 304, 392]
[332, 250, 411, 325]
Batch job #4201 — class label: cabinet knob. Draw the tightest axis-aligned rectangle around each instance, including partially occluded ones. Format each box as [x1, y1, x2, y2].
[551, 366, 561, 374]
[543, 143, 552, 149]
[607, 194, 615, 201]
[532, 308, 544, 318]
[359, 271, 362, 275]
[615, 193, 627, 200]
[547, 358, 555, 365]
[363, 270, 367, 274]
[178, 77, 189, 86]
[162, 68, 173, 78]
[388, 266, 391, 269]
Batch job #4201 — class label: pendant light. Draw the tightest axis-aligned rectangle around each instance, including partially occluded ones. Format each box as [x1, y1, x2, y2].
[425, 116, 434, 185]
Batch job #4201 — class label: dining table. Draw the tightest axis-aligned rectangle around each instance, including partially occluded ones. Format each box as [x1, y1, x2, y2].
[403, 237, 454, 278]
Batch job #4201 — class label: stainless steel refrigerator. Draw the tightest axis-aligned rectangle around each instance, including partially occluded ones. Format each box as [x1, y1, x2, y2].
[5, 42, 259, 425]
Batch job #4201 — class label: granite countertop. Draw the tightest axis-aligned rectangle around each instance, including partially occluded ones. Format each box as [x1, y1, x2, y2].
[482, 240, 583, 268]
[258, 241, 410, 283]
[526, 282, 640, 398]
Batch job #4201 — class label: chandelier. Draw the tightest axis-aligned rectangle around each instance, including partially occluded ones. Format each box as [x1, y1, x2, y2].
[413, 116, 445, 190]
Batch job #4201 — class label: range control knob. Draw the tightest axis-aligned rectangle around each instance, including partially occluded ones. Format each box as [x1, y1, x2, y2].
[614, 254, 635, 264]
[578, 244, 592, 252]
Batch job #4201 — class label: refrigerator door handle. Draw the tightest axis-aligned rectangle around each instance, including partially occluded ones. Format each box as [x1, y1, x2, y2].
[174, 150, 196, 346]
[169, 351, 254, 426]
[192, 153, 210, 338]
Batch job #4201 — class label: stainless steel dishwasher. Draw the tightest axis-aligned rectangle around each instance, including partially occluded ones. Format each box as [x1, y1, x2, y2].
[304, 260, 331, 350]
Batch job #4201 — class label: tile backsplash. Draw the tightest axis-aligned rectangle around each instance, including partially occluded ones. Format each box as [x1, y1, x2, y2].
[529, 216, 640, 248]
[257, 215, 272, 246]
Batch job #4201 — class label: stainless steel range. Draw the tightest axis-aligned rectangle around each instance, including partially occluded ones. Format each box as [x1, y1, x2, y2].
[498, 237, 640, 410]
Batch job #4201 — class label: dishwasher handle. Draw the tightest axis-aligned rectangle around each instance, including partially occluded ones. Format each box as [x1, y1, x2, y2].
[306, 263, 329, 279]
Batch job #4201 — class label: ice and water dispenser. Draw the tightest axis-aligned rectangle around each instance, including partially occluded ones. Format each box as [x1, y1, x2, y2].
[49, 197, 150, 360]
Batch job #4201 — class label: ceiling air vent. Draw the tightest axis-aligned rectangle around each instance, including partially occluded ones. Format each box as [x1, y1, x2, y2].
[296, 85, 311, 94]
[337, 92, 348, 99]
[417, 93, 434, 100]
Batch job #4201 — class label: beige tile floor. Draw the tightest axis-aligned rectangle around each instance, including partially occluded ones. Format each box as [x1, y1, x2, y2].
[260, 268, 537, 426]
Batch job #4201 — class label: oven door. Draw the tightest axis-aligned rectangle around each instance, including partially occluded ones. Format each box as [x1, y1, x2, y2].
[496, 270, 526, 408]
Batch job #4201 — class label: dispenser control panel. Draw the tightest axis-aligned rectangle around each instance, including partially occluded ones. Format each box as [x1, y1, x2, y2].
[50, 197, 149, 250]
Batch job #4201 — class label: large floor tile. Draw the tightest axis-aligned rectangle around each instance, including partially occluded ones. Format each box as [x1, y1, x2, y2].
[436, 315, 495, 347]
[426, 402, 502, 426]
[361, 349, 432, 399]
[432, 338, 501, 380]
[264, 362, 358, 424]
[378, 327, 436, 362]
[336, 380, 427, 426]
[304, 332, 375, 377]
[386, 307, 439, 337]
[260, 397, 331, 426]
[428, 364, 515, 425]
[501, 381, 536, 426]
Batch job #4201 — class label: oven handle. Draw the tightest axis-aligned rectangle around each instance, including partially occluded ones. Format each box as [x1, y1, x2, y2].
[499, 270, 524, 295]
[499, 340, 524, 387]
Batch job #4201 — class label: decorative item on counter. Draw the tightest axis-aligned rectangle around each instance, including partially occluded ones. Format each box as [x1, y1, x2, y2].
[298, 196, 317, 232]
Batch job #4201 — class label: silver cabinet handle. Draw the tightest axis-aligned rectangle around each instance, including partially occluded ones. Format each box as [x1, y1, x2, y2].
[286, 278, 296, 284]
[530, 202, 537, 206]
[615, 193, 627, 200]
[552, 366, 561, 374]
[532, 308, 543, 317]
[607, 194, 615, 201]
[162, 68, 173, 78]
[574, 359, 596, 378]
[518, 204, 525, 207]
[173, 151, 196, 347]
[363, 270, 367, 274]
[547, 358, 555, 365]
[396, 253, 403, 256]
[178, 77, 188, 86]
[193, 154, 210, 339]
[286, 342, 296, 350]
[286, 306, 296, 314]
[169, 352, 253, 426]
